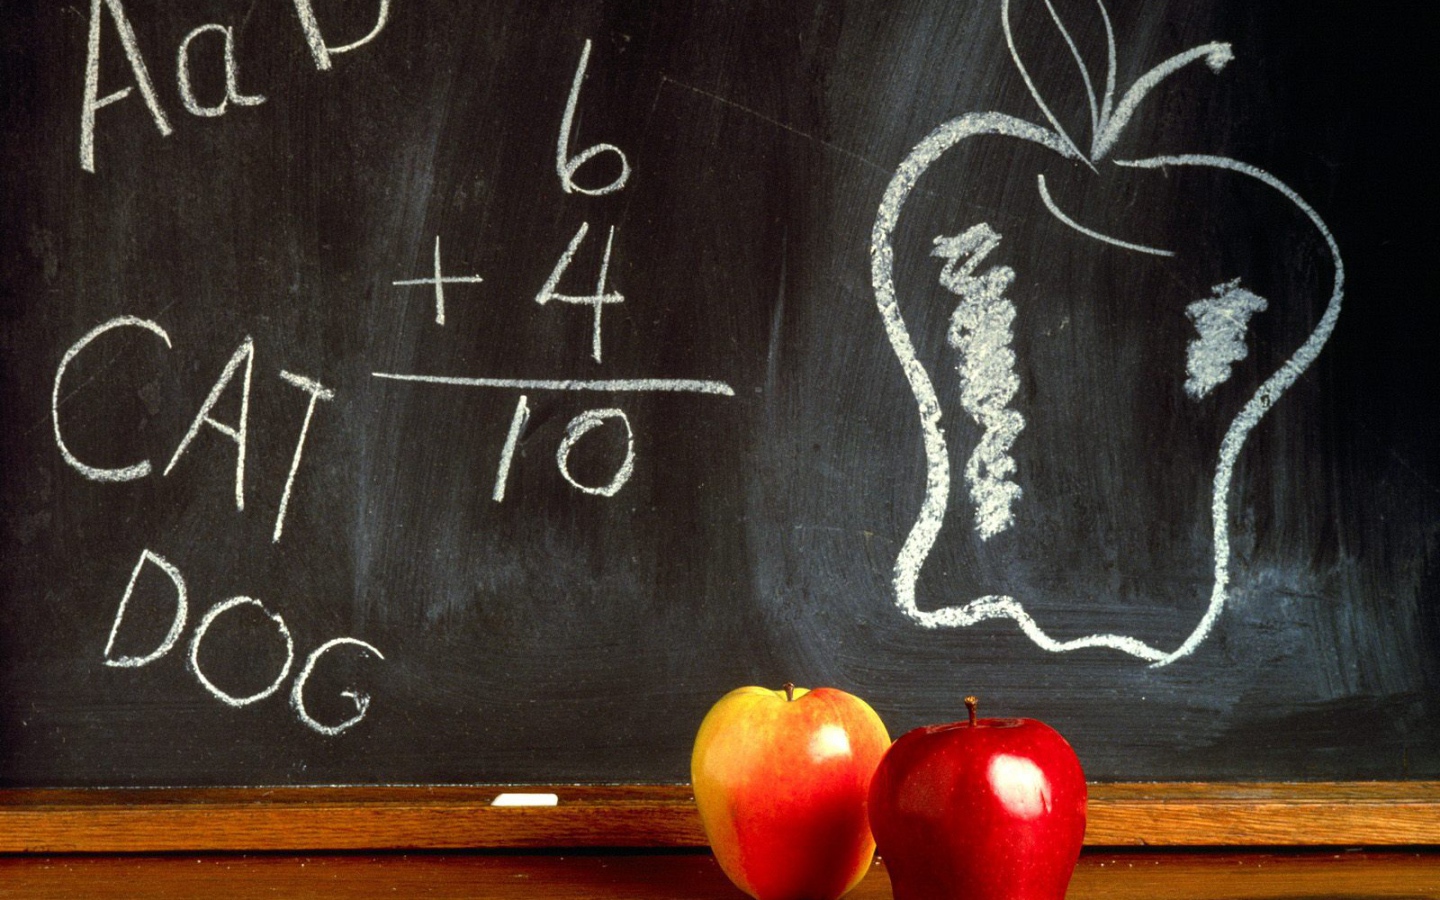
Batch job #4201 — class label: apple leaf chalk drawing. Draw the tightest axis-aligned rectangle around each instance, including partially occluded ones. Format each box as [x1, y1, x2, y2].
[869, 0, 1344, 665]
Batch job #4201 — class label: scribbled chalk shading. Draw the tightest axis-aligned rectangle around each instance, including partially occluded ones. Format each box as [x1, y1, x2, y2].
[1185, 279, 1269, 400]
[934, 224, 1025, 540]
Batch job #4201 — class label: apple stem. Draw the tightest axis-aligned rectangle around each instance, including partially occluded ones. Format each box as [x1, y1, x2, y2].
[965, 696, 978, 726]
[783, 683, 796, 702]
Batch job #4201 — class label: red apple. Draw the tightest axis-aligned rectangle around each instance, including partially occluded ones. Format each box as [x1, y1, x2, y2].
[691, 683, 892, 900]
[868, 697, 1086, 900]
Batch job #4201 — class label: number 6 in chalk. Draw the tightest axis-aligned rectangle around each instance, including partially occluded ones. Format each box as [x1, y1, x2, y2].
[556, 39, 630, 196]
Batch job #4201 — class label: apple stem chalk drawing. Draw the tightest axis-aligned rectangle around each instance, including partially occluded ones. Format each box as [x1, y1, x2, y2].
[870, 0, 1344, 665]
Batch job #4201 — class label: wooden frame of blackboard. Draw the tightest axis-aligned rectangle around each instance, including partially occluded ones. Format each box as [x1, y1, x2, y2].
[2, 782, 1438, 852]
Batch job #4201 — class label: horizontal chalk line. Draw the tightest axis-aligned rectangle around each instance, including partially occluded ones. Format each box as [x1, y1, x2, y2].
[372, 372, 736, 396]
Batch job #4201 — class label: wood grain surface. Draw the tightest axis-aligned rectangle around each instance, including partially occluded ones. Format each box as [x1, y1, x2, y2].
[3, 782, 1438, 853]
[2, 851, 1437, 899]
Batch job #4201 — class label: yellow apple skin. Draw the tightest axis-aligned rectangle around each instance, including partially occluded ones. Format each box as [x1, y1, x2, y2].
[691, 685, 892, 900]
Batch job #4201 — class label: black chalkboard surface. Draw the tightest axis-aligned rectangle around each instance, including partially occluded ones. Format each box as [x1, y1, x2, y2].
[2, 0, 1436, 789]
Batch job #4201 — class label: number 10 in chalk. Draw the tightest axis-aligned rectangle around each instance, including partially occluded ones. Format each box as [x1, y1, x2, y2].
[492, 394, 637, 503]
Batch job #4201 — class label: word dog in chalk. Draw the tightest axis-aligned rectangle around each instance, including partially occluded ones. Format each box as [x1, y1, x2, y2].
[104, 548, 384, 736]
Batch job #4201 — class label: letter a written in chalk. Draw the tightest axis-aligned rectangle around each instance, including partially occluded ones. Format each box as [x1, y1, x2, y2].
[80, 0, 173, 173]
[164, 337, 254, 510]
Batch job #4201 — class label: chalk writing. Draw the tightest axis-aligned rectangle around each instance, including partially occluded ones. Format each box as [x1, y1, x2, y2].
[291, 638, 386, 736]
[374, 37, 733, 501]
[290, 0, 391, 72]
[56, 321, 338, 541]
[393, 236, 484, 327]
[81, 0, 171, 173]
[101, 548, 385, 733]
[493, 395, 531, 503]
[164, 336, 254, 512]
[535, 222, 624, 363]
[176, 24, 266, 118]
[557, 39, 631, 195]
[53, 316, 370, 733]
[556, 408, 636, 497]
[53, 315, 172, 482]
[189, 596, 295, 708]
[62, 33, 737, 739]
[103, 549, 187, 669]
[81, 0, 386, 172]
[273, 371, 336, 543]
[371, 373, 734, 395]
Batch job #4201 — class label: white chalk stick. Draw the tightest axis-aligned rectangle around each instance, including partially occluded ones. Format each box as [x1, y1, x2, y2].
[491, 793, 559, 807]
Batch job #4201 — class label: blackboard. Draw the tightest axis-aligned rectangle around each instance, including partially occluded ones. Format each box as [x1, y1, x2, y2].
[2, 0, 1435, 789]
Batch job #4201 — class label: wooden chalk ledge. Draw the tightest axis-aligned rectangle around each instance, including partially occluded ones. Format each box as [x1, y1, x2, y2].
[1, 782, 1437, 853]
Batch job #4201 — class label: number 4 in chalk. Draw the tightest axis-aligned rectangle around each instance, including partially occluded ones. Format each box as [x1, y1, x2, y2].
[535, 222, 623, 364]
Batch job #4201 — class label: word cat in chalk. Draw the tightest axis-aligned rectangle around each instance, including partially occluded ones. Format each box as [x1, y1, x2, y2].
[869, 0, 1342, 665]
[52, 316, 333, 543]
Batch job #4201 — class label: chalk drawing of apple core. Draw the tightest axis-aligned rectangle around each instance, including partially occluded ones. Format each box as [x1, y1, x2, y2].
[869, 0, 1344, 666]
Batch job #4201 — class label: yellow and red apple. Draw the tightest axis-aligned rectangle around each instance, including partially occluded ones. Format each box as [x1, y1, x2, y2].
[691, 684, 891, 900]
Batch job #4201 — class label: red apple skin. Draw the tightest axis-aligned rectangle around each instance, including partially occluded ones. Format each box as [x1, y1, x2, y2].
[691, 685, 892, 900]
[868, 713, 1086, 900]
